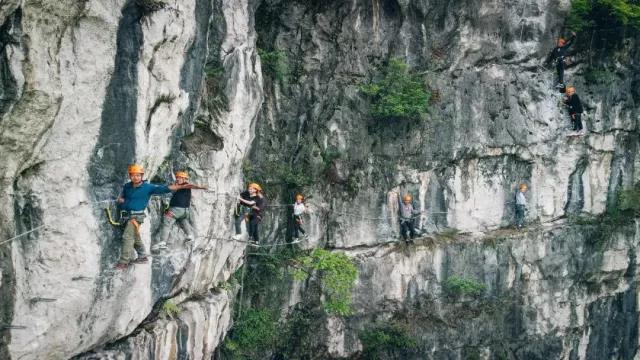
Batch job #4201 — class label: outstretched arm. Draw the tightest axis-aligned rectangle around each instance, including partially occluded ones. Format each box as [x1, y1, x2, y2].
[168, 183, 207, 191]
[238, 197, 256, 206]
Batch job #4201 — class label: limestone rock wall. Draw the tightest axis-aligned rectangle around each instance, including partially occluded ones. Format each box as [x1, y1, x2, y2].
[0, 0, 261, 359]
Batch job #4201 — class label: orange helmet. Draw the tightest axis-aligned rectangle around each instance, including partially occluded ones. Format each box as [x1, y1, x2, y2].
[248, 183, 262, 192]
[519, 183, 528, 190]
[175, 171, 189, 179]
[295, 194, 304, 201]
[128, 164, 144, 174]
[558, 38, 566, 46]
[403, 194, 412, 202]
[566, 86, 575, 94]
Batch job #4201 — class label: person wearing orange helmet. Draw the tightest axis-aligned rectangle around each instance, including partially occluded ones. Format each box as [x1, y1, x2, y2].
[399, 194, 419, 242]
[544, 31, 577, 89]
[234, 183, 266, 243]
[292, 194, 308, 240]
[114, 164, 200, 270]
[154, 171, 207, 252]
[515, 183, 529, 229]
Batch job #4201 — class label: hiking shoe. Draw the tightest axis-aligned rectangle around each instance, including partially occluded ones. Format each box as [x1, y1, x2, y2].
[555, 83, 565, 89]
[232, 234, 242, 240]
[114, 262, 129, 270]
[133, 256, 149, 264]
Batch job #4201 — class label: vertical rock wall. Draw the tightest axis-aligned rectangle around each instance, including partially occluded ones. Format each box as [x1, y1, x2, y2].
[0, 0, 262, 358]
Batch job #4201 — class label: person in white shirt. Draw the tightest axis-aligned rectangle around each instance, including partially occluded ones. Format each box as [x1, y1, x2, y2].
[292, 194, 307, 240]
[515, 183, 528, 228]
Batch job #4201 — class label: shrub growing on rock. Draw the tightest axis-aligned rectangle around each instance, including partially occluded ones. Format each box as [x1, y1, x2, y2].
[360, 59, 430, 121]
[568, 0, 640, 32]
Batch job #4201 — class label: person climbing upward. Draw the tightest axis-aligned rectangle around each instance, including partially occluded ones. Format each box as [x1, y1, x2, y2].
[237, 183, 266, 244]
[563, 86, 585, 136]
[544, 32, 577, 89]
[515, 183, 528, 229]
[399, 194, 419, 242]
[292, 194, 308, 240]
[115, 164, 199, 270]
[153, 171, 207, 252]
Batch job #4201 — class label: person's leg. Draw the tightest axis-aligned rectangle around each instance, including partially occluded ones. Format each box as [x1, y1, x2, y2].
[575, 113, 583, 132]
[557, 59, 564, 84]
[131, 218, 147, 260]
[172, 207, 194, 241]
[292, 218, 299, 239]
[408, 221, 416, 239]
[234, 207, 244, 235]
[400, 221, 408, 240]
[158, 209, 177, 247]
[118, 220, 136, 265]
[515, 205, 524, 227]
[250, 216, 259, 243]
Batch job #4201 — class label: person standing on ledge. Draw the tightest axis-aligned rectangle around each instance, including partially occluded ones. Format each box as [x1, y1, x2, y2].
[153, 171, 207, 251]
[399, 194, 419, 242]
[563, 86, 585, 136]
[236, 183, 266, 244]
[515, 183, 528, 229]
[544, 32, 577, 89]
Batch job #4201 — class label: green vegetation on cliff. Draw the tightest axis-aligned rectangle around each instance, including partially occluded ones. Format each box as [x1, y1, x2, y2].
[360, 59, 430, 121]
[568, 0, 640, 31]
[293, 249, 359, 316]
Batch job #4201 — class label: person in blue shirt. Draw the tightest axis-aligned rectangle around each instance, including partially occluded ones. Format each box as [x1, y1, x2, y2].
[115, 164, 197, 270]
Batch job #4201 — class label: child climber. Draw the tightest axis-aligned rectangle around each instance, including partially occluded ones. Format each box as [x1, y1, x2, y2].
[153, 171, 207, 251]
[292, 194, 308, 240]
[399, 194, 419, 242]
[515, 183, 528, 229]
[544, 32, 577, 89]
[236, 183, 266, 243]
[563, 86, 585, 136]
[115, 164, 198, 270]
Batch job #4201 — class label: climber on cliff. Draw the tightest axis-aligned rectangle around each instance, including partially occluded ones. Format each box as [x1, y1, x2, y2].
[234, 183, 266, 244]
[232, 186, 252, 240]
[563, 86, 585, 136]
[292, 194, 308, 241]
[399, 194, 419, 242]
[544, 32, 577, 89]
[515, 183, 528, 229]
[115, 164, 200, 270]
[152, 171, 207, 252]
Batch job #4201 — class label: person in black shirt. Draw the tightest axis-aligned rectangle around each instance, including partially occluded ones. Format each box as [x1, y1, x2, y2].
[237, 183, 266, 243]
[544, 32, 576, 88]
[154, 171, 207, 251]
[563, 86, 584, 135]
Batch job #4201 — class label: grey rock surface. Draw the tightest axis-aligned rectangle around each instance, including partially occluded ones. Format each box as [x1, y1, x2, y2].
[0, 0, 261, 358]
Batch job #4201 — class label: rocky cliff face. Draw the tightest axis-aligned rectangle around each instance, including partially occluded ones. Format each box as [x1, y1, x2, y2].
[240, 0, 639, 358]
[0, 0, 261, 359]
[0, 0, 638, 359]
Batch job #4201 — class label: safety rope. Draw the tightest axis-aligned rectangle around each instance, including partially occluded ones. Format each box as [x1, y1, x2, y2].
[0, 225, 46, 246]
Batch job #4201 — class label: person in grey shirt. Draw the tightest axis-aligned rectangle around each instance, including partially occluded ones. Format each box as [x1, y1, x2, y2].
[399, 194, 419, 241]
[515, 183, 528, 228]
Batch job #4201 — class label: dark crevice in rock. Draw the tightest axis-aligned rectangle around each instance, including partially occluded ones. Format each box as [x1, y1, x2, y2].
[565, 157, 588, 215]
[0, 7, 21, 122]
[145, 94, 176, 136]
[85, 0, 144, 338]
[0, 9, 20, 352]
